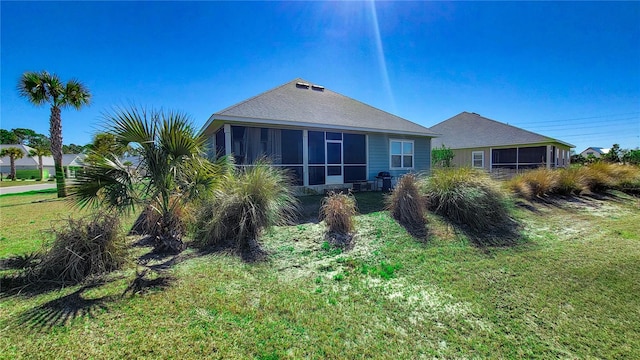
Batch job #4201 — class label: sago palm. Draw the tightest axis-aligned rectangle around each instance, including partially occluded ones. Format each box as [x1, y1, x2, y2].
[18, 71, 91, 197]
[0, 147, 24, 180]
[70, 106, 226, 253]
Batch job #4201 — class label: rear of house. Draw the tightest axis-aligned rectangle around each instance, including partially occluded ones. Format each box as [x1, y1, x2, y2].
[200, 79, 438, 191]
[431, 112, 574, 175]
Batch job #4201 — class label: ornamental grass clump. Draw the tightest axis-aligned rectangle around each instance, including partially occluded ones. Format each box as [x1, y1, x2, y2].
[385, 174, 427, 238]
[507, 168, 560, 199]
[320, 191, 358, 234]
[582, 162, 640, 193]
[422, 167, 516, 245]
[193, 161, 298, 257]
[33, 212, 127, 284]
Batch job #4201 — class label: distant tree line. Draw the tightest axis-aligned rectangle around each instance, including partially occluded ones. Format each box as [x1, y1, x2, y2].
[1, 127, 88, 154]
[571, 143, 640, 166]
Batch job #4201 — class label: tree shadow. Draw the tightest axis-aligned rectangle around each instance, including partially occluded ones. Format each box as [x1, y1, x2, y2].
[8, 280, 114, 333]
[121, 269, 175, 297]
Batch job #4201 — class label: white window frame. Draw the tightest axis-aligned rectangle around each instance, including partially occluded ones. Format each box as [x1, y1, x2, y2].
[389, 139, 414, 170]
[472, 151, 484, 169]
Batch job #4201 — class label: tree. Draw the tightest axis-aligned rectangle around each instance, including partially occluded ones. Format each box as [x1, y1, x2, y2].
[603, 144, 622, 163]
[84, 132, 129, 165]
[0, 129, 18, 144]
[12, 128, 38, 145]
[70, 106, 221, 253]
[0, 147, 24, 180]
[622, 149, 640, 165]
[431, 144, 455, 168]
[18, 71, 91, 197]
[29, 142, 52, 180]
[63, 143, 87, 154]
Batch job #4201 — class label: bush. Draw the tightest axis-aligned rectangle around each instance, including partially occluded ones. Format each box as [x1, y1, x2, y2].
[507, 168, 560, 199]
[578, 162, 640, 193]
[193, 161, 298, 254]
[320, 191, 358, 235]
[556, 167, 588, 195]
[422, 168, 515, 243]
[385, 174, 427, 237]
[33, 212, 127, 283]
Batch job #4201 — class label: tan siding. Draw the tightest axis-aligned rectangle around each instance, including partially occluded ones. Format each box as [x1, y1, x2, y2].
[451, 148, 490, 170]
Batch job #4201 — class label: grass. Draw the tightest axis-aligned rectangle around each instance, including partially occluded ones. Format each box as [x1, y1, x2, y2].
[1, 191, 639, 358]
[0, 180, 52, 188]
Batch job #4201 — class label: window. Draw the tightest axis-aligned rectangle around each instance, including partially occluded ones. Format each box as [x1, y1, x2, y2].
[472, 151, 484, 168]
[390, 140, 414, 169]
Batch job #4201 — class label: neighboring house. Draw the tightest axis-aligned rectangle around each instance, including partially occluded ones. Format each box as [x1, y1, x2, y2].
[0, 144, 54, 178]
[430, 112, 575, 173]
[199, 78, 438, 190]
[0, 144, 86, 178]
[62, 153, 87, 178]
[579, 147, 609, 158]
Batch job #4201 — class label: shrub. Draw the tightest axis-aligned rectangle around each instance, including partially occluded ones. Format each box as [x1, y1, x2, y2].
[584, 162, 640, 193]
[33, 212, 127, 283]
[320, 191, 358, 235]
[385, 173, 427, 237]
[193, 161, 298, 254]
[422, 168, 514, 243]
[507, 168, 560, 199]
[556, 167, 588, 195]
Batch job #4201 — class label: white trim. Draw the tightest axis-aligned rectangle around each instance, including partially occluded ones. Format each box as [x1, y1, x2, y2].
[389, 139, 415, 170]
[204, 115, 438, 138]
[365, 134, 369, 181]
[223, 124, 232, 156]
[472, 151, 484, 169]
[303, 130, 309, 186]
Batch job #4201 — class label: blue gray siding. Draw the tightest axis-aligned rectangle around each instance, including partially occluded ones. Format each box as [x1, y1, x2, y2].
[368, 133, 431, 180]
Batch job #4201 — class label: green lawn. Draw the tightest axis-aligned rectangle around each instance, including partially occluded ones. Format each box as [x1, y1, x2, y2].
[1, 191, 639, 358]
[0, 180, 52, 188]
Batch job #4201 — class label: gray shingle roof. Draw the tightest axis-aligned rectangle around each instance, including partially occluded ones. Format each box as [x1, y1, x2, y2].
[204, 78, 436, 136]
[430, 112, 574, 149]
[0, 144, 87, 167]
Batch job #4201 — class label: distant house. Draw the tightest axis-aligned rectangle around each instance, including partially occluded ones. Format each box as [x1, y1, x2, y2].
[199, 78, 438, 190]
[0, 144, 54, 178]
[579, 147, 609, 158]
[0, 144, 86, 178]
[430, 112, 575, 172]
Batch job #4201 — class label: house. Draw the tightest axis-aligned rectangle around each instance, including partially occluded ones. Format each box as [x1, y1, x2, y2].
[579, 147, 609, 158]
[0, 144, 86, 179]
[430, 112, 575, 173]
[0, 144, 54, 178]
[199, 78, 438, 190]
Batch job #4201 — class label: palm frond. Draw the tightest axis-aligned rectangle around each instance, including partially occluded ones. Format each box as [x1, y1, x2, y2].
[17, 71, 49, 106]
[68, 155, 139, 213]
[64, 79, 91, 109]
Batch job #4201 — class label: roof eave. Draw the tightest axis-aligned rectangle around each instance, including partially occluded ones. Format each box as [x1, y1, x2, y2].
[201, 114, 439, 138]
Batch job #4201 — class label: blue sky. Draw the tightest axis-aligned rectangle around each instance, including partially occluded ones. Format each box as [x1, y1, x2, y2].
[1, 1, 639, 153]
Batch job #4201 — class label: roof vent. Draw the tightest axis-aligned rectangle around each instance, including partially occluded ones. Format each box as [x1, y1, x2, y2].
[296, 82, 310, 89]
[311, 84, 324, 91]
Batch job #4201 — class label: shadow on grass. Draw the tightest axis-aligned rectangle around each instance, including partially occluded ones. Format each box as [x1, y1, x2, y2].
[0, 252, 40, 271]
[515, 190, 632, 212]
[434, 216, 524, 248]
[296, 191, 386, 224]
[8, 280, 115, 333]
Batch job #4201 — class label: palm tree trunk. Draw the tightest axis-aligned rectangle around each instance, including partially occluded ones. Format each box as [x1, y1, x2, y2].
[10, 156, 16, 180]
[50, 106, 66, 197]
[38, 154, 44, 180]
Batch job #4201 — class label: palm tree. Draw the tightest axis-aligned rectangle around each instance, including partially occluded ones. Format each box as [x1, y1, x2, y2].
[18, 71, 91, 197]
[70, 106, 227, 253]
[0, 147, 24, 180]
[29, 146, 52, 180]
